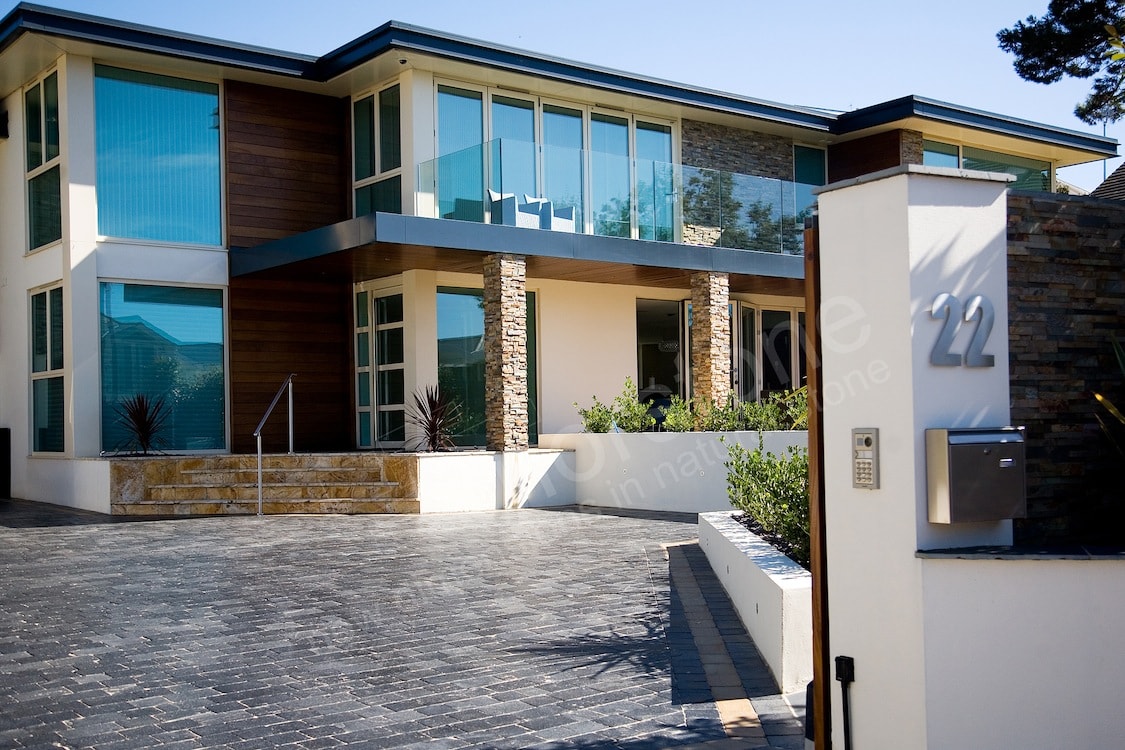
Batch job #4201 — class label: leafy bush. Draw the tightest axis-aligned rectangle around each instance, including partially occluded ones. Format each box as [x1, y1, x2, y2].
[576, 379, 809, 434]
[725, 436, 810, 568]
[575, 395, 614, 433]
[659, 396, 695, 432]
[612, 376, 656, 432]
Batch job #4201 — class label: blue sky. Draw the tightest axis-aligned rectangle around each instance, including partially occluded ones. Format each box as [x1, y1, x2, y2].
[7, 0, 1120, 190]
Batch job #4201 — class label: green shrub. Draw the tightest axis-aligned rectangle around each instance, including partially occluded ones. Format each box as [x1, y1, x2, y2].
[725, 437, 810, 568]
[659, 396, 695, 432]
[576, 395, 614, 433]
[612, 376, 656, 432]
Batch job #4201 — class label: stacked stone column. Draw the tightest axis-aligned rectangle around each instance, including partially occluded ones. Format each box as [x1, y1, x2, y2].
[690, 271, 732, 408]
[483, 254, 529, 452]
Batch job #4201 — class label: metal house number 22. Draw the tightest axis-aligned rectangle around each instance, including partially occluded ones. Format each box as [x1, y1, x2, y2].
[929, 293, 996, 368]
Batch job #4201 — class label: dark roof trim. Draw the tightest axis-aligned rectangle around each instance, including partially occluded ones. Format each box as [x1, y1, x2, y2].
[0, 3, 316, 78]
[834, 95, 1117, 157]
[230, 214, 805, 280]
[2, 5, 1116, 156]
[317, 21, 835, 131]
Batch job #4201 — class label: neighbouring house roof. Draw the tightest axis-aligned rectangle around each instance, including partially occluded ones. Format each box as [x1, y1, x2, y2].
[1091, 162, 1125, 200]
[0, 2, 1118, 163]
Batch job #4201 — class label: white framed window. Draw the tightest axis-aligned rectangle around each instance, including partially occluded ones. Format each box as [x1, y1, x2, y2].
[30, 285, 65, 452]
[354, 287, 405, 448]
[94, 65, 223, 246]
[353, 82, 402, 215]
[431, 79, 678, 238]
[25, 70, 61, 252]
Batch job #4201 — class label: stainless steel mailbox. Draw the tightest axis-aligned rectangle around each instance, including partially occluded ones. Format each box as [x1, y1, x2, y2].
[926, 428, 1026, 524]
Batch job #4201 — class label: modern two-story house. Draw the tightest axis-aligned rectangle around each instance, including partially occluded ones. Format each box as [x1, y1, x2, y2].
[0, 3, 1116, 512]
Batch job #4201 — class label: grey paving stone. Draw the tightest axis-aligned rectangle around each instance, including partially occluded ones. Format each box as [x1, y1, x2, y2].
[0, 502, 805, 748]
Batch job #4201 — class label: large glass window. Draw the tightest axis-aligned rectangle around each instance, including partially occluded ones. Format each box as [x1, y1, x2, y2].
[25, 71, 61, 251]
[491, 95, 537, 200]
[542, 104, 585, 226]
[100, 283, 225, 452]
[30, 287, 64, 452]
[437, 287, 538, 446]
[353, 84, 402, 216]
[923, 139, 1051, 191]
[590, 113, 631, 238]
[636, 122, 674, 242]
[962, 146, 1050, 191]
[94, 66, 221, 245]
[437, 85, 485, 222]
[922, 140, 960, 169]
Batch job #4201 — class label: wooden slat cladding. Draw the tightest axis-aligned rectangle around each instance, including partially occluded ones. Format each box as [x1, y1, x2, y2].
[827, 130, 907, 184]
[229, 277, 353, 454]
[224, 80, 349, 249]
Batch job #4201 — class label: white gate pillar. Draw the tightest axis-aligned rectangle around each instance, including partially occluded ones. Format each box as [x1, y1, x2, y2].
[816, 165, 1013, 750]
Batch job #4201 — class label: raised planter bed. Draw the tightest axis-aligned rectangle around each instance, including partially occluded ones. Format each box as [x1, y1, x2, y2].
[698, 510, 812, 694]
[538, 431, 806, 513]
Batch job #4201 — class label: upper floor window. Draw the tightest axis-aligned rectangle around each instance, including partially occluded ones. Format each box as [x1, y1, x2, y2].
[25, 71, 61, 251]
[94, 66, 221, 246]
[923, 139, 1051, 191]
[353, 84, 402, 215]
[430, 82, 675, 240]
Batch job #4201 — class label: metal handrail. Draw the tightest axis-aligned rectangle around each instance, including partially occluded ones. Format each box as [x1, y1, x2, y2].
[253, 373, 296, 516]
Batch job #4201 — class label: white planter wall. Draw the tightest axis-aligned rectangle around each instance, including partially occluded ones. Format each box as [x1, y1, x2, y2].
[416, 448, 575, 512]
[699, 511, 812, 694]
[538, 431, 806, 513]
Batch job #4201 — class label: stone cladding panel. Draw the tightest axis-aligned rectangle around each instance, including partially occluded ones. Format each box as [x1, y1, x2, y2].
[1007, 192, 1125, 544]
[681, 119, 792, 181]
[483, 254, 529, 452]
[690, 272, 732, 410]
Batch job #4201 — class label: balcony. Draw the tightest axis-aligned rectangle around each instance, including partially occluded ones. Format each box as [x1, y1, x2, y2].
[417, 140, 818, 255]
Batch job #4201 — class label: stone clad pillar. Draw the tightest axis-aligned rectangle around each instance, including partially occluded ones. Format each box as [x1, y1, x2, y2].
[690, 271, 731, 407]
[483, 254, 528, 452]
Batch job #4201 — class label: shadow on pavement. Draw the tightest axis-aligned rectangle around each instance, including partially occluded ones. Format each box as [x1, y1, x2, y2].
[0, 498, 116, 528]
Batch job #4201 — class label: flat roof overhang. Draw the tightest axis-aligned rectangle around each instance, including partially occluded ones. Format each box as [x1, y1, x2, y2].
[229, 214, 805, 296]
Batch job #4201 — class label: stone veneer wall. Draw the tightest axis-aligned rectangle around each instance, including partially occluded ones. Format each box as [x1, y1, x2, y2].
[1007, 191, 1125, 545]
[681, 119, 792, 180]
[690, 272, 732, 409]
[483, 254, 529, 452]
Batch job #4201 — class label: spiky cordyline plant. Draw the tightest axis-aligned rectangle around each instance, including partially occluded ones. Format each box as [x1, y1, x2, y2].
[114, 394, 170, 455]
[405, 386, 462, 452]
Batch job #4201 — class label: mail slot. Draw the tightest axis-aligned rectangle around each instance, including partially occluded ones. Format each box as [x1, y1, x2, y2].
[926, 427, 1026, 524]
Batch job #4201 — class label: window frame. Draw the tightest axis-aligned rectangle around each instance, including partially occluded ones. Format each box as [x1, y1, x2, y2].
[431, 78, 681, 238]
[922, 138, 1054, 191]
[92, 64, 225, 248]
[352, 80, 404, 216]
[24, 68, 62, 253]
[98, 280, 230, 454]
[29, 284, 65, 454]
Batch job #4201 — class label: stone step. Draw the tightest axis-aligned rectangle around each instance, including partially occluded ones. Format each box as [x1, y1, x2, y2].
[148, 481, 403, 502]
[111, 498, 421, 517]
[179, 467, 387, 484]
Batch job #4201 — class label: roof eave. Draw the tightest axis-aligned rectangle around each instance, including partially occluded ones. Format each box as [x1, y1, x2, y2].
[0, 2, 317, 79]
[834, 95, 1118, 159]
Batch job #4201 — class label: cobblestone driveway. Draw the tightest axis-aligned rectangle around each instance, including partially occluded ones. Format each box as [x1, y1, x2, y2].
[0, 502, 797, 749]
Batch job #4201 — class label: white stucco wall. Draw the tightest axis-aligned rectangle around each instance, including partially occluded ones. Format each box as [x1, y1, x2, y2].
[416, 449, 575, 512]
[920, 556, 1125, 749]
[539, 430, 806, 513]
[818, 166, 1014, 750]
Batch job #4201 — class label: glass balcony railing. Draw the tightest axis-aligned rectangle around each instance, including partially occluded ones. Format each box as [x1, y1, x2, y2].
[416, 139, 818, 255]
